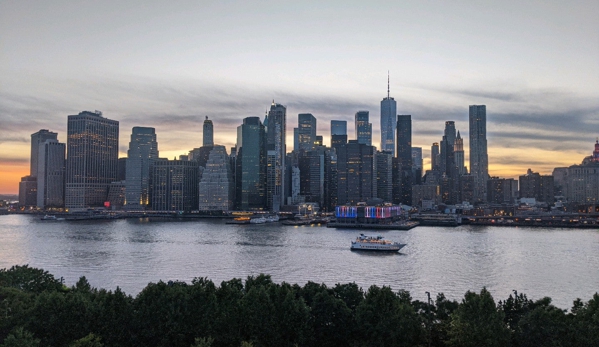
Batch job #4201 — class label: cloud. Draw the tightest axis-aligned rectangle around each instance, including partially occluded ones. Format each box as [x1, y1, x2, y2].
[1, 74, 598, 162]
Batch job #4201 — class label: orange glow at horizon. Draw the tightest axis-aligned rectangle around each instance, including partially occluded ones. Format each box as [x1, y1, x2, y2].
[0, 139, 591, 195]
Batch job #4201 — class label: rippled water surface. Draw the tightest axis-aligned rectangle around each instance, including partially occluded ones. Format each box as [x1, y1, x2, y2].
[1, 214, 598, 309]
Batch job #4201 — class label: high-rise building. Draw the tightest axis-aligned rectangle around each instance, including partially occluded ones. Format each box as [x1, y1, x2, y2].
[469, 105, 489, 203]
[18, 176, 37, 207]
[487, 177, 518, 204]
[117, 158, 127, 181]
[198, 146, 234, 211]
[297, 113, 316, 152]
[412, 148, 423, 173]
[337, 140, 377, 205]
[30, 129, 58, 177]
[65, 111, 119, 209]
[324, 149, 338, 212]
[331, 120, 348, 150]
[555, 139, 599, 204]
[444, 121, 456, 147]
[236, 117, 267, 210]
[440, 121, 456, 175]
[265, 102, 287, 211]
[299, 149, 325, 207]
[19, 129, 58, 208]
[355, 111, 372, 146]
[380, 74, 397, 155]
[431, 142, 440, 171]
[376, 151, 393, 203]
[125, 127, 159, 210]
[454, 131, 466, 175]
[396, 115, 412, 204]
[149, 159, 199, 212]
[36, 139, 65, 209]
[519, 169, 554, 203]
[411, 147, 423, 185]
[331, 120, 347, 136]
[203, 116, 214, 147]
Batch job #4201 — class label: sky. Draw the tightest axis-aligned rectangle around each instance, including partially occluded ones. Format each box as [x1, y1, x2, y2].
[1, 0, 598, 194]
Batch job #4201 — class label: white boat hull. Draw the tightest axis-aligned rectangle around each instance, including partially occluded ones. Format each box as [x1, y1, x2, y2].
[350, 242, 406, 252]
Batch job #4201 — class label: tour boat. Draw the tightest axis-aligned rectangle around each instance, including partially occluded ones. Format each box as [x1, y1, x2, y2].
[350, 233, 406, 252]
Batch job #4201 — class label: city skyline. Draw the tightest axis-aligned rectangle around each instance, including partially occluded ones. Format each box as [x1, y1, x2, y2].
[1, 1, 598, 194]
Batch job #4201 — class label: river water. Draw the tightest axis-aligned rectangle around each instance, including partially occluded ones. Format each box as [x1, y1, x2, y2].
[1, 214, 597, 309]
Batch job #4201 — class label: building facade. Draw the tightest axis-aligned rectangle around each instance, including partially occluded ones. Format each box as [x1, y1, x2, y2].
[337, 140, 377, 205]
[355, 111, 372, 146]
[125, 127, 159, 210]
[36, 139, 66, 209]
[265, 102, 287, 211]
[469, 105, 489, 203]
[376, 151, 393, 203]
[236, 117, 267, 210]
[149, 159, 199, 212]
[65, 111, 119, 209]
[203, 116, 214, 147]
[30, 129, 58, 177]
[454, 131, 466, 175]
[297, 113, 316, 152]
[198, 146, 234, 211]
[396, 115, 413, 205]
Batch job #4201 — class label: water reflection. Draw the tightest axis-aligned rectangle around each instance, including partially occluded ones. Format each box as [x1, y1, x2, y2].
[0, 214, 597, 309]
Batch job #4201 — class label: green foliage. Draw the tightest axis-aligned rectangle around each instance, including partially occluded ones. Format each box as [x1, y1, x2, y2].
[355, 285, 424, 346]
[448, 288, 510, 347]
[191, 336, 214, 347]
[0, 265, 62, 294]
[0, 327, 39, 347]
[69, 333, 103, 347]
[0, 265, 597, 347]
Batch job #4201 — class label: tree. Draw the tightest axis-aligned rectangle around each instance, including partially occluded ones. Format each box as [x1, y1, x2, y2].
[448, 288, 510, 347]
[567, 293, 599, 347]
[190, 337, 213, 347]
[309, 290, 353, 347]
[0, 327, 39, 347]
[0, 265, 62, 294]
[355, 286, 424, 346]
[69, 333, 103, 347]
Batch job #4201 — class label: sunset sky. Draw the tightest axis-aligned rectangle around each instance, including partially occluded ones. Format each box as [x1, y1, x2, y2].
[1, 1, 598, 194]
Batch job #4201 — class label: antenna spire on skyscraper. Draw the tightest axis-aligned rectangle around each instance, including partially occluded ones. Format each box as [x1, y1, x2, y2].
[387, 71, 390, 99]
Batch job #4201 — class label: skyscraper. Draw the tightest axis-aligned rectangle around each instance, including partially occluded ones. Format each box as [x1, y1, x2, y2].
[431, 142, 440, 171]
[469, 105, 489, 203]
[380, 73, 397, 155]
[396, 115, 412, 204]
[198, 145, 234, 211]
[355, 111, 372, 146]
[376, 151, 393, 203]
[299, 149, 325, 207]
[19, 129, 58, 208]
[297, 113, 316, 152]
[331, 120, 347, 135]
[265, 102, 287, 211]
[149, 159, 199, 212]
[440, 121, 456, 175]
[337, 140, 377, 205]
[36, 139, 65, 209]
[203, 116, 214, 147]
[65, 111, 119, 209]
[30, 129, 58, 177]
[454, 131, 466, 175]
[236, 116, 266, 210]
[330, 120, 348, 150]
[412, 147, 423, 183]
[125, 127, 159, 210]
